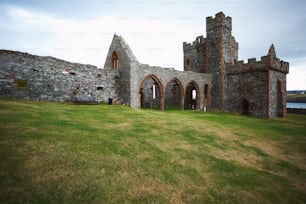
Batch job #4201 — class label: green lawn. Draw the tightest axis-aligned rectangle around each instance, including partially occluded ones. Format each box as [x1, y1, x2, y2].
[1, 100, 306, 203]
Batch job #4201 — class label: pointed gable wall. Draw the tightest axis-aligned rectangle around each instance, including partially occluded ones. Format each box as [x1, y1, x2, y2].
[104, 34, 139, 106]
[104, 34, 138, 69]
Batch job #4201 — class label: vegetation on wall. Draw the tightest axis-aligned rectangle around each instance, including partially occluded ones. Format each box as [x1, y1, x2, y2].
[16, 79, 27, 90]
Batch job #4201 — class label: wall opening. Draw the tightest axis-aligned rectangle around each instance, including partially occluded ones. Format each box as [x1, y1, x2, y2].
[97, 86, 103, 91]
[152, 83, 156, 99]
[185, 81, 200, 110]
[165, 79, 184, 110]
[139, 75, 164, 110]
[111, 51, 119, 69]
[192, 89, 196, 100]
[185, 58, 190, 70]
[241, 99, 249, 115]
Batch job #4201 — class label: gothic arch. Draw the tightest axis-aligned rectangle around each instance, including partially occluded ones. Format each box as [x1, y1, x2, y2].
[111, 51, 119, 69]
[138, 75, 165, 110]
[184, 81, 200, 110]
[165, 78, 184, 110]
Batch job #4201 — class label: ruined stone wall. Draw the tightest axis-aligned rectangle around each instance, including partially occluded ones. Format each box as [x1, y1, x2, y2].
[183, 36, 206, 73]
[129, 64, 211, 110]
[226, 48, 289, 118]
[0, 50, 119, 103]
[0, 12, 289, 118]
[104, 34, 139, 105]
[269, 70, 287, 117]
[226, 69, 269, 118]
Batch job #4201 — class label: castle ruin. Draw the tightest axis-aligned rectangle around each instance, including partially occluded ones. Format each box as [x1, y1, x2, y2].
[0, 12, 289, 118]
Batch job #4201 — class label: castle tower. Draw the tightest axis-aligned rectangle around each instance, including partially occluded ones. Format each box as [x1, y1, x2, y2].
[206, 12, 238, 110]
[183, 36, 206, 73]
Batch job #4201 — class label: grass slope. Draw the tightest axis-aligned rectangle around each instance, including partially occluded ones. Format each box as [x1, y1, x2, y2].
[0, 100, 306, 203]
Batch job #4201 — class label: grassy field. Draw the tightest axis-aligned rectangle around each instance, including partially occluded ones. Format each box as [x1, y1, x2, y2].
[0, 100, 306, 203]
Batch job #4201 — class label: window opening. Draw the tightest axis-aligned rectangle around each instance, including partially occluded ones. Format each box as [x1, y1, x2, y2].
[111, 51, 119, 69]
[152, 83, 156, 99]
[192, 89, 196, 100]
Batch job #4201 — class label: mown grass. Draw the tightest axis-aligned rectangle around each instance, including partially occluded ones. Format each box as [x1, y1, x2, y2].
[0, 99, 306, 203]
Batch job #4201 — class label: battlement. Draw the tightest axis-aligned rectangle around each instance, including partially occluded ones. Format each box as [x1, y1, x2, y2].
[227, 56, 289, 75]
[226, 44, 289, 75]
[206, 12, 232, 31]
[183, 36, 206, 51]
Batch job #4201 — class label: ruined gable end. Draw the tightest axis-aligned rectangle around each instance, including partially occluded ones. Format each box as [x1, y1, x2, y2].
[104, 34, 138, 69]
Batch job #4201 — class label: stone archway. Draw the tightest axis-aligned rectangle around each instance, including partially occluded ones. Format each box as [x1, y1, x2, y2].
[184, 81, 200, 110]
[138, 75, 164, 110]
[165, 78, 184, 110]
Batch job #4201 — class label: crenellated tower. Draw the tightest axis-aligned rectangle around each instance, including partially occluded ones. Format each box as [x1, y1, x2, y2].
[206, 12, 238, 110]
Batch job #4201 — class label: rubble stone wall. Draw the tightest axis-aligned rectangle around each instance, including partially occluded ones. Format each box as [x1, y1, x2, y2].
[0, 50, 119, 103]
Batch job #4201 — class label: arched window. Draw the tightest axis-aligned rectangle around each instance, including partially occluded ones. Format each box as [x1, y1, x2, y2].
[111, 51, 119, 69]
[186, 58, 190, 66]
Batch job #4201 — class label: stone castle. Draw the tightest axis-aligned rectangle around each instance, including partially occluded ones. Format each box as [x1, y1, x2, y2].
[0, 12, 289, 118]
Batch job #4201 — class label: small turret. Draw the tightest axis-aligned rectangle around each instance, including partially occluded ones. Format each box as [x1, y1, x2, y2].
[268, 44, 276, 58]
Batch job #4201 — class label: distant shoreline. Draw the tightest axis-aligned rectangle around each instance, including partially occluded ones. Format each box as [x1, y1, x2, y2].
[286, 94, 306, 103]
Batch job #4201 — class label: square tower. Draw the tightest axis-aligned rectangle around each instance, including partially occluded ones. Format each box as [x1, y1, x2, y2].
[206, 12, 238, 110]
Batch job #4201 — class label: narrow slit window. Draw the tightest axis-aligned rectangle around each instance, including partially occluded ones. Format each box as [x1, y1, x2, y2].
[192, 89, 196, 100]
[152, 84, 156, 99]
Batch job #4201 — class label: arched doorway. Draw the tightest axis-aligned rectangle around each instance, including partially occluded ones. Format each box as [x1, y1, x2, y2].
[165, 78, 184, 110]
[111, 51, 119, 69]
[184, 81, 200, 110]
[241, 99, 249, 115]
[139, 75, 164, 110]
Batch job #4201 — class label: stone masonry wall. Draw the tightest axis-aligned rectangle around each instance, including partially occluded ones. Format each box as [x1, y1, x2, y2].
[0, 50, 119, 103]
[183, 36, 206, 73]
[130, 64, 211, 110]
[269, 70, 287, 117]
[226, 47, 289, 118]
[0, 12, 289, 118]
[104, 34, 139, 106]
[226, 70, 269, 118]
[206, 12, 238, 110]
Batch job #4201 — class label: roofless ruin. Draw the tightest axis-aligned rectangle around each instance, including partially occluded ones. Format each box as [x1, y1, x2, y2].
[0, 12, 289, 118]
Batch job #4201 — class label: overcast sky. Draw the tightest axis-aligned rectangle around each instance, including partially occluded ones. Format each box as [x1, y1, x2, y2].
[0, 0, 305, 90]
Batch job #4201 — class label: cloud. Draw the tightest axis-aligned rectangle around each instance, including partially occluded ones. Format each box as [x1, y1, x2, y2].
[1, 6, 201, 68]
[0, 6, 58, 55]
[0, 3, 305, 89]
[287, 57, 306, 90]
